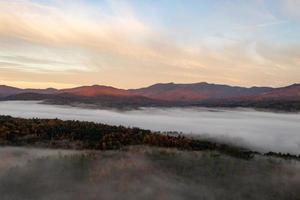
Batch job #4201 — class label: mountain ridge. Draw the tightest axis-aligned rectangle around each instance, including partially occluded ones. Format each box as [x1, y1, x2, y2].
[0, 82, 299, 100]
[1, 82, 300, 110]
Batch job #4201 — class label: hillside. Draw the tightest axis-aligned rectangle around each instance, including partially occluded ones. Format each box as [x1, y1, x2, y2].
[1, 82, 300, 111]
[0, 85, 22, 97]
[129, 82, 273, 101]
[0, 115, 254, 159]
[248, 84, 300, 101]
[0, 85, 57, 97]
[0, 115, 298, 160]
[59, 85, 130, 97]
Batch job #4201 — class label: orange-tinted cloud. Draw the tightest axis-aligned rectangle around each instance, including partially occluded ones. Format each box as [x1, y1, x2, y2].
[0, 0, 299, 89]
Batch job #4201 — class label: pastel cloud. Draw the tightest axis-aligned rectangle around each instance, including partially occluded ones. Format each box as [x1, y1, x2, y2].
[0, 0, 299, 89]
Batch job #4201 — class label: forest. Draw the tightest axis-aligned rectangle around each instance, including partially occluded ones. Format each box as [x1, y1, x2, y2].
[0, 115, 299, 160]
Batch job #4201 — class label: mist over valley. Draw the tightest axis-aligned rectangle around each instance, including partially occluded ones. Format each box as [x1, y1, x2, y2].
[1, 101, 299, 154]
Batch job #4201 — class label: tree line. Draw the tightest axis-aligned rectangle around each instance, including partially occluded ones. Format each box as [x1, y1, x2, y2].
[0, 115, 299, 160]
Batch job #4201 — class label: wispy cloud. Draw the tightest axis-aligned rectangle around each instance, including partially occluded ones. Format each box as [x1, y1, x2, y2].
[0, 0, 299, 88]
[234, 20, 289, 30]
[281, 0, 300, 20]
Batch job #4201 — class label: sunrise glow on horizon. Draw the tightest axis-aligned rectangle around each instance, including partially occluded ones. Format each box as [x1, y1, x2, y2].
[0, 0, 300, 89]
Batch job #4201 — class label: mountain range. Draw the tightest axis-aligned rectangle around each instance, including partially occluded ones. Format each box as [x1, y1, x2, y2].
[1, 82, 300, 110]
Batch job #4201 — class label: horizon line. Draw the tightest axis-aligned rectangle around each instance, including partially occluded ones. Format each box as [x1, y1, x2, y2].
[1, 81, 299, 91]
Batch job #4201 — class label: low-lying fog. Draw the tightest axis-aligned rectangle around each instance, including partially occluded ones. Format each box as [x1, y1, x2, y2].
[0, 101, 300, 154]
[0, 147, 300, 200]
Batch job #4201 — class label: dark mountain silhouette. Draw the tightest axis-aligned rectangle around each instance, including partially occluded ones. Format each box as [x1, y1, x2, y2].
[43, 93, 172, 109]
[0, 82, 299, 111]
[59, 85, 130, 97]
[246, 84, 300, 101]
[0, 85, 22, 97]
[23, 88, 58, 94]
[129, 82, 273, 101]
[0, 85, 57, 97]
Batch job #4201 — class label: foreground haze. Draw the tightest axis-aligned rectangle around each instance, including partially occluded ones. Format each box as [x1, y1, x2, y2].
[0, 101, 299, 154]
[0, 147, 299, 200]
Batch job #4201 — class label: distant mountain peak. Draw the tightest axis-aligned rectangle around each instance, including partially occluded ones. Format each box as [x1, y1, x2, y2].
[287, 83, 300, 88]
[1, 82, 300, 102]
[0, 85, 20, 89]
[130, 82, 275, 101]
[196, 82, 209, 85]
[59, 85, 129, 97]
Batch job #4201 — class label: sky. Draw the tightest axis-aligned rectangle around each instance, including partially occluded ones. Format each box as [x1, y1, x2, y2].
[0, 0, 299, 89]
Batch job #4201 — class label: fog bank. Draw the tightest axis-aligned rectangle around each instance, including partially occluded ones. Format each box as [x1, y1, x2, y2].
[0, 101, 300, 154]
[0, 147, 299, 200]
